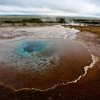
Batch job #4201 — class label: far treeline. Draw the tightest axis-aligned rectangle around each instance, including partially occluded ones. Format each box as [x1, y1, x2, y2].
[0, 17, 100, 26]
[0, 18, 44, 26]
[73, 19, 100, 24]
[0, 17, 66, 26]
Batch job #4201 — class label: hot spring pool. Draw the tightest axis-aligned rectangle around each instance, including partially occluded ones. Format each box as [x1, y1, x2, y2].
[0, 38, 93, 90]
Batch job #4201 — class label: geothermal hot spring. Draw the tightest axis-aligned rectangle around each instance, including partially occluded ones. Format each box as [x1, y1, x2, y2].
[0, 38, 93, 90]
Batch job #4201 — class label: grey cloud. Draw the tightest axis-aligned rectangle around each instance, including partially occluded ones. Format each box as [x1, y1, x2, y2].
[87, 0, 100, 5]
[0, 0, 100, 17]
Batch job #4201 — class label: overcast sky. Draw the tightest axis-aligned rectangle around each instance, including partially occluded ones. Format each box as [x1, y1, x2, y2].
[0, 0, 100, 17]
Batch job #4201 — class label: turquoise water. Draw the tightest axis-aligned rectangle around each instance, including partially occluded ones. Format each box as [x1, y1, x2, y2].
[0, 39, 61, 71]
[17, 40, 48, 55]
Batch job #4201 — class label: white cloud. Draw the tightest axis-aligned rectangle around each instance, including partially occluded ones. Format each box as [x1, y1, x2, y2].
[0, 0, 100, 17]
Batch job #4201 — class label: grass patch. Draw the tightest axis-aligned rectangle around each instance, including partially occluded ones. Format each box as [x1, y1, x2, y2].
[68, 25, 100, 35]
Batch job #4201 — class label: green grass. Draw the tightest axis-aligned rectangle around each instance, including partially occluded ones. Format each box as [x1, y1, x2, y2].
[65, 25, 100, 38]
[62, 25, 100, 39]
[68, 26, 100, 34]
